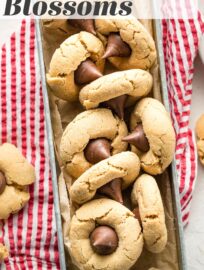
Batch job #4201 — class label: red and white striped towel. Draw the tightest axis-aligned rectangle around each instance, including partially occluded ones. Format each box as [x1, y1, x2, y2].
[162, 12, 204, 226]
[0, 14, 203, 269]
[0, 19, 59, 269]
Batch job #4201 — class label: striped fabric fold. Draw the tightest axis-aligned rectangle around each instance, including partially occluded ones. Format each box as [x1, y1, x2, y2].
[0, 12, 203, 268]
[162, 12, 204, 226]
[0, 18, 60, 269]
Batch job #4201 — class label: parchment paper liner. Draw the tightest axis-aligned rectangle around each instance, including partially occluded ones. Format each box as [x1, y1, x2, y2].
[41, 19, 179, 270]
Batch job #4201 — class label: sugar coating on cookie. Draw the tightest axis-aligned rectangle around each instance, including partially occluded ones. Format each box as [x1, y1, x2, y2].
[70, 151, 140, 204]
[69, 198, 143, 270]
[95, 18, 156, 70]
[79, 69, 153, 109]
[0, 244, 8, 261]
[0, 143, 35, 220]
[130, 98, 176, 175]
[60, 108, 128, 178]
[131, 174, 167, 253]
[47, 31, 105, 101]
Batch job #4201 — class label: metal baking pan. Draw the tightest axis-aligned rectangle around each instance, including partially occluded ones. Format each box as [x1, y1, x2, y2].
[35, 18, 187, 270]
[35, 20, 67, 270]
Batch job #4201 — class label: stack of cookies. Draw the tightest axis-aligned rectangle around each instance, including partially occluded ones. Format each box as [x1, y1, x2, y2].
[47, 18, 176, 270]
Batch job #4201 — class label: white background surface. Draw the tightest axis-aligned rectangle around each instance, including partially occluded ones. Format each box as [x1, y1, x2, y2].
[185, 56, 204, 270]
[185, 2, 204, 270]
[0, 14, 203, 270]
[0, 20, 19, 48]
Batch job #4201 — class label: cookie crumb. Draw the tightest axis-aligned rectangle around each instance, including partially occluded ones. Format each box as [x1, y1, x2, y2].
[0, 244, 9, 261]
[195, 114, 204, 166]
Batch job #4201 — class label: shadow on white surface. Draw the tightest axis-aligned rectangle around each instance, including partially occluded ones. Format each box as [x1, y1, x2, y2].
[185, 56, 204, 270]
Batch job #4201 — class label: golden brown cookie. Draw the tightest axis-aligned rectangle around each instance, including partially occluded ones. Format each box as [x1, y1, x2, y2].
[0, 244, 8, 261]
[131, 174, 167, 253]
[47, 31, 105, 101]
[95, 18, 156, 70]
[69, 198, 143, 270]
[60, 109, 128, 178]
[195, 114, 204, 165]
[70, 151, 140, 204]
[0, 143, 35, 219]
[128, 98, 176, 175]
[79, 69, 153, 110]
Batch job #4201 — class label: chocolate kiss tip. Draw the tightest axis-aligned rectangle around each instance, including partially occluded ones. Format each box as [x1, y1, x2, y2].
[88, 26, 96, 35]
[122, 133, 136, 143]
[104, 95, 127, 120]
[103, 33, 131, 59]
[84, 138, 111, 164]
[83, 22, 96, 35]
[102, 48, 118, 59]
[91, 30, 96, 35]
[69, 19, 96, 35]
[122, 124, 150, 152]
[102, 47, 117, 59]
[116, 108, 124, 120]
[75, 60, 103, 85]
[83, 20, 96, 35]
[98, 179, 123, 204]
[102, 50, 112, 59]
[115, 194, 123, 204]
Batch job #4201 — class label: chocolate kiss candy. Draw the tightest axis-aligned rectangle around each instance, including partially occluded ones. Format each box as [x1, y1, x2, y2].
[103, 95, 127, 119]
[122, 124, 150, 152]
[133, 207, 142, 225]
[75, 59, 103, 85]
[0, 171, 6, 195]
[103, 33, 131, 59]
[69, 19, 96, 35]
[85, 139, 123, 203]
[98, 178, 123, 204]
[84, 138, 111, 164]
[90, 225, 118, 255]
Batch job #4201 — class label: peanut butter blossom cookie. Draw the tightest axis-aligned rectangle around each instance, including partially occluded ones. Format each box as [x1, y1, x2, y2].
[47, 31, 105, 101]
[123, 98, 176, 175]
[95, 18, 157, 70]
[60, 108, 128, 178]
[69, 198, 143, 270]
[70, 151, 140, 204]
[131, 174, 167, 253]
[79, 69, 153, 119]
[0, 143, 35, 220]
